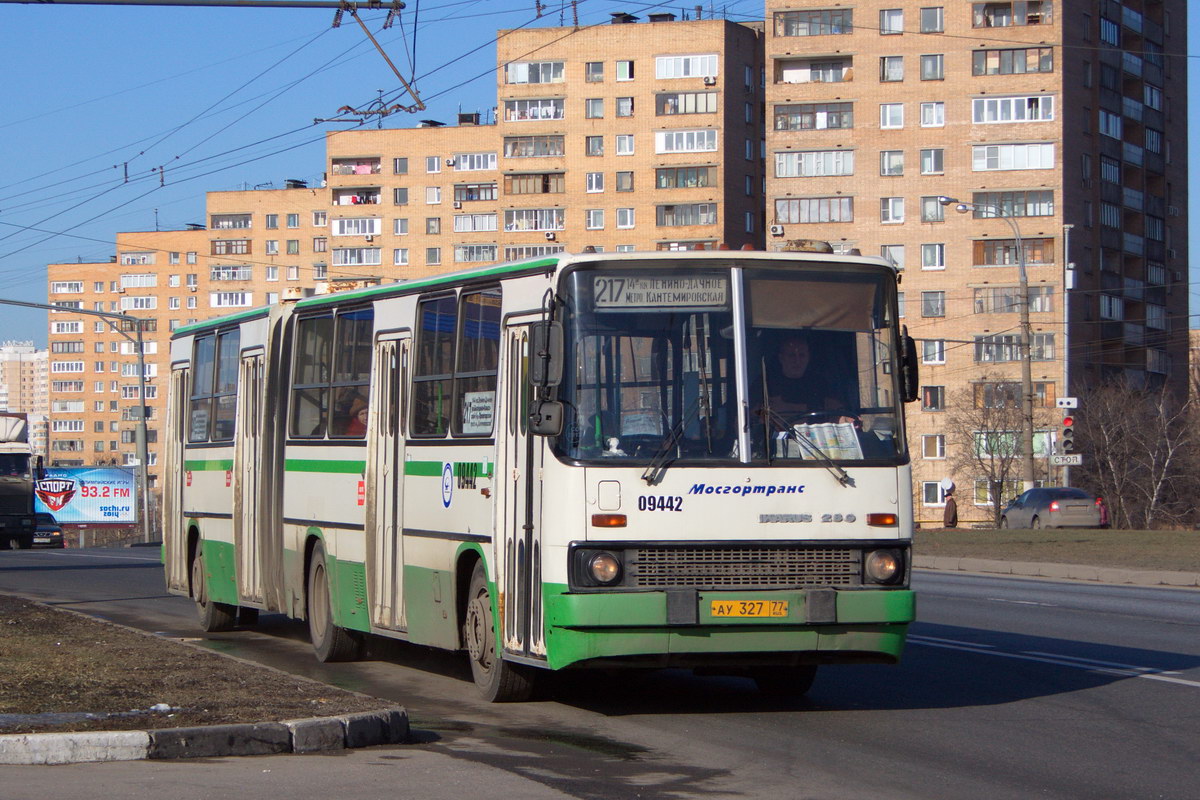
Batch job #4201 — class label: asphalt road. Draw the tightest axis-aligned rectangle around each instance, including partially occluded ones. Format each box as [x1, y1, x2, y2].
[2, 547, 1198, 800]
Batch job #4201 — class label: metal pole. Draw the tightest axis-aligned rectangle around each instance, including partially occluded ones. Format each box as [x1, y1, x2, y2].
[1061, 223, 1073, 488]
[135, 322, 151, 543]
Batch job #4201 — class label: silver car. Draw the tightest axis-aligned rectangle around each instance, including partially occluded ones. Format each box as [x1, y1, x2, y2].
[1000, 488, 1103, 529]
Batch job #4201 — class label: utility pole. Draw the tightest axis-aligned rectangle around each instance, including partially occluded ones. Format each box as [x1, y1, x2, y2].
[0, 298, 152, 544]
[939, 196, 1037, 492]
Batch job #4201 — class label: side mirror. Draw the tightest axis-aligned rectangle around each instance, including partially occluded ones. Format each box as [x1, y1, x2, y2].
[528, 400, 564, 436]
[901, 332, 919, 403]
[530, 321, 563, 388]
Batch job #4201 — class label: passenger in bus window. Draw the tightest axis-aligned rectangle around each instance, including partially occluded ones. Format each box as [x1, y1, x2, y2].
[335, 391, 368, 437]
[760, 332, 852, 422]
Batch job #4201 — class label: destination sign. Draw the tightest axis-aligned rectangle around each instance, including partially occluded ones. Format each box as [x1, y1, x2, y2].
[593, 275, 728, 311]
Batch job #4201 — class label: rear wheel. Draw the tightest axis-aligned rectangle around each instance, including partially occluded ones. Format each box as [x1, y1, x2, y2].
[463, 561, 535, 702]
[307, 541, 363, 662]
[752, 665, 818, 697]
[191, 547, 236, 632]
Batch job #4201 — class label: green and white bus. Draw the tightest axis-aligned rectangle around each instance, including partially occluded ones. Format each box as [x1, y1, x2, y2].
[163, 249, 920, 701]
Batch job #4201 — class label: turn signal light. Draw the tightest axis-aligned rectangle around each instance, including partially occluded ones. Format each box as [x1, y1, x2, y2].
[591, 513, 627, 528]
[866, 513, 898, 527]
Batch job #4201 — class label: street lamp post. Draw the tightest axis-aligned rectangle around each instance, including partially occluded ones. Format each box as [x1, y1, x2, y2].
[938, 196, 1037, 492]
[0, 297, 153, 543]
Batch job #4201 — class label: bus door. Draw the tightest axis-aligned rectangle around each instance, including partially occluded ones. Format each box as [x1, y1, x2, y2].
[234, 350, 265, 605]
[163, 365, 190, 595]
[367, 334, 409, 630]
[498, 323, 544, 658]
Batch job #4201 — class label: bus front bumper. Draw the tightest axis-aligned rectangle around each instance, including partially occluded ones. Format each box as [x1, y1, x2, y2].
[541, 586, 915, 670]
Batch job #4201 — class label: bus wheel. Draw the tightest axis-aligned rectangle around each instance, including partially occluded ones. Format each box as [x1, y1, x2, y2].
[307, 541, 363, 662]
[752, 665, 818, 697]
[463, 561, 534, 702]
[191, 548, 236, 632]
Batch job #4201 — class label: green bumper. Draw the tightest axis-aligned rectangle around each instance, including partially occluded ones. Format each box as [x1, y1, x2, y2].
[542, 586, 915, 670]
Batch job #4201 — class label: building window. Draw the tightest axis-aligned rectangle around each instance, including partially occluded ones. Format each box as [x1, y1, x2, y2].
[586, 172, 604, 193]
[504, 173, 565, 195]
[972, 143, 1055, 171]
[655, 54, 719, 79]
[616, 97, 634, 117]
[393, 187, 409, 205]
[880, 150, 904, 176]
[616, 60, 634, 81]
[617, 208, 635, 229]
[657, 91, 718, 115]
[973, 1, 1052, 28]
[972, 238, 1054, 266]
[920, 102, 945, 127]
[881, 244, 905, 269]
[585, 61, 603, 82]
[775, 197, 853, 224]
[504, 98, 565, 121]
[586, 136, 604, 156]
[454, 244, 498, 263]
[775, 150, 855, 178]
[615, 135, 634, 155]
[881, 197, 905, 224]
[586, 209, 605, 230]
[880, 103, 904, 129]
[426, 186, 442, 204]
[920, 197, 945, 222]
[426, 217, 441, 235]
[920, 6, 944, 32]
[505, 60, 564, 84]
[656, 166, 717, 189]
[265, 214, 279, 229]
[923, 434, 946, 459]
[922, 386, 945, 411]
[920, 148, 945, 175]
[972, 47, 1054, 75]
[392, 158, 408, 175]
[972, 95, 1054, 123]
[920, 54, 944, 80]
[880, 56, 904, 82]
[655, 203, 718, 227]
[971, 190, 1053, 217]
[773, 9, 853, 36]
[921, 291, 945, 317]
[454, 152, 497, 171]
[585, 98, 604, 118]
[394, 218, 409, 235]
[921, 243, 946, 269]
[504, 208, 565, 232]
[923, 340, 946, 365]
[503, 135, 565, 158]
[879, 8, 904, 33]
[426, 247, 441, 265]
[654, 129, 718, 154]
[393, 248, 409, 266]
[773, 102, 853, 131]
[426, 156, 441, 173]
[616, 171, 634, 192]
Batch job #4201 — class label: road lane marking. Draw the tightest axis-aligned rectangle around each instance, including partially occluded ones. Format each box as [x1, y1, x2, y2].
[37, 550, 160, 563]
[986, 598, 1058, 607]
[909, 635, 1200, 689]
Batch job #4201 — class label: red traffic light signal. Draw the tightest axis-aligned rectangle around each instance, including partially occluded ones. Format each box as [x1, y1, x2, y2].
[1062, 415, 1074, 428]
[1061, 414, 1076, 453]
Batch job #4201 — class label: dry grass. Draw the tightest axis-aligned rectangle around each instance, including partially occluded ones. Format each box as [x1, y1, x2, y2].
[915, 528, 1200, 572]
[0, 593, 387, 735]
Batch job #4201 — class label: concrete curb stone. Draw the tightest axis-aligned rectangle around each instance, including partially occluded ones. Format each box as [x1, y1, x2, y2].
[0, 707, 408, 766]
[915, 556, 1200, 587]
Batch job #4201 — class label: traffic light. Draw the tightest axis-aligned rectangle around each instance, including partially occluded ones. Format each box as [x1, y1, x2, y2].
[1061, 414, 1076, 453]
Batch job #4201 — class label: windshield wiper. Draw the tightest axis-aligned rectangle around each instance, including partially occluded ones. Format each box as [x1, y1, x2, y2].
[641, 397, 702, 486]
[756, 405, 855, 488]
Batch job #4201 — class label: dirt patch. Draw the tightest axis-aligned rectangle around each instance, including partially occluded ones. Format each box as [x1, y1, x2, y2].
[0, 593, 388, 735]
[915, 529, 1200, 572]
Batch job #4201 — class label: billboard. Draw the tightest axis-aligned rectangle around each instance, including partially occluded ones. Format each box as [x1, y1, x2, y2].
[33, 467, 137, 524]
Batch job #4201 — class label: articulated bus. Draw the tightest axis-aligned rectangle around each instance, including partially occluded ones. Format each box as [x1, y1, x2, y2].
[163, 250, 920, 701]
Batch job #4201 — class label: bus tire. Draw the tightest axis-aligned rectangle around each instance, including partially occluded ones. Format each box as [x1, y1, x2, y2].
[191, 548, 236, 632]
[752, 665, 818, 697]
[307, 541, 363, 663]
[463, 561, 535, 702]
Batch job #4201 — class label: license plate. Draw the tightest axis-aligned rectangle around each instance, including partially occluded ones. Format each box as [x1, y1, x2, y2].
[710, 600, 789, 618]
[33, 537, 50, 544]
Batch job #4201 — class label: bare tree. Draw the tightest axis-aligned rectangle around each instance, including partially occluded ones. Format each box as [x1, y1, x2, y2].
[1075, 379, 1199, 529]
[944, 375, 1053, 527]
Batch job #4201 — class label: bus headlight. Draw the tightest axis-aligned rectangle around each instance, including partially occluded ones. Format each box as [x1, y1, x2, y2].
[864, 549, 903, 585]
[589, 552, 622, 585]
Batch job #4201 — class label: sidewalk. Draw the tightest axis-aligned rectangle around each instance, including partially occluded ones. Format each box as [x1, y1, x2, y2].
[914, 555, 1200, 587]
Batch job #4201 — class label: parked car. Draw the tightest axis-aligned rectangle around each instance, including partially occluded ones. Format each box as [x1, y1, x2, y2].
[1000, 488, 1104, 529]
[32, 512, 65, 548]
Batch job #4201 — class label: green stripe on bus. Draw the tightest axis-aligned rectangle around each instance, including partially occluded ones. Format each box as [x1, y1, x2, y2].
[284, 459, 367, 474]
[404, 460, 494, 478]
[184, 459, 234, 471]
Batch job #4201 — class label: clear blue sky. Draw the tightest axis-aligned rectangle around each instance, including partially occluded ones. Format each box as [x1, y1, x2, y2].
[0, 0, 1193, 346]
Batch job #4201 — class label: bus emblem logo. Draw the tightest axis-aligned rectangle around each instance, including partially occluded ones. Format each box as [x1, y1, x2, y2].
[441, 463, 454, 508]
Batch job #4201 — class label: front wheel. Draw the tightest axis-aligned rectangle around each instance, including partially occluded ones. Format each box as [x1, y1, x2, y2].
[191, 547, 236, 632]
[463, 561, 535, 702]
[307, 541, 364, 662]
[752, 665, 818, 697]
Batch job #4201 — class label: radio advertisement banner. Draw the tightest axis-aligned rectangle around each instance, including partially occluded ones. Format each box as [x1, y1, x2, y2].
[33, 467, 137, 524]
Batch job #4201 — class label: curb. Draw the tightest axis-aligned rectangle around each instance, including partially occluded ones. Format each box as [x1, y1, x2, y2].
[915, 556, 1200, 588]
[0, 707, 408, 765]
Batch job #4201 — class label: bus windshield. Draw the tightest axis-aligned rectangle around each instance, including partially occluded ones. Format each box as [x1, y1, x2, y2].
[554, 262, 905, 465]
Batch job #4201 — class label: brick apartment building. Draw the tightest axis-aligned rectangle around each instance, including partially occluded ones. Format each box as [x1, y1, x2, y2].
[45, 3, 1187, 524]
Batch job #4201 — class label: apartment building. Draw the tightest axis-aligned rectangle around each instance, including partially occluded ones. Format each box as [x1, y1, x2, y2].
[324, 12, 766, 275]
[0, 341, 48, 456]
[763, 0, 1188, 523]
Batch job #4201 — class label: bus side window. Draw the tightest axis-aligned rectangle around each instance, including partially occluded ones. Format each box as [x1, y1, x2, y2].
[211, 330, 241, 441]
[329, 308, 374, 437]
[290, 315, 334, 437]
[412, 296, 457, 436]
[454, 288, 501, 436]
[189, 335, 216, 442]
